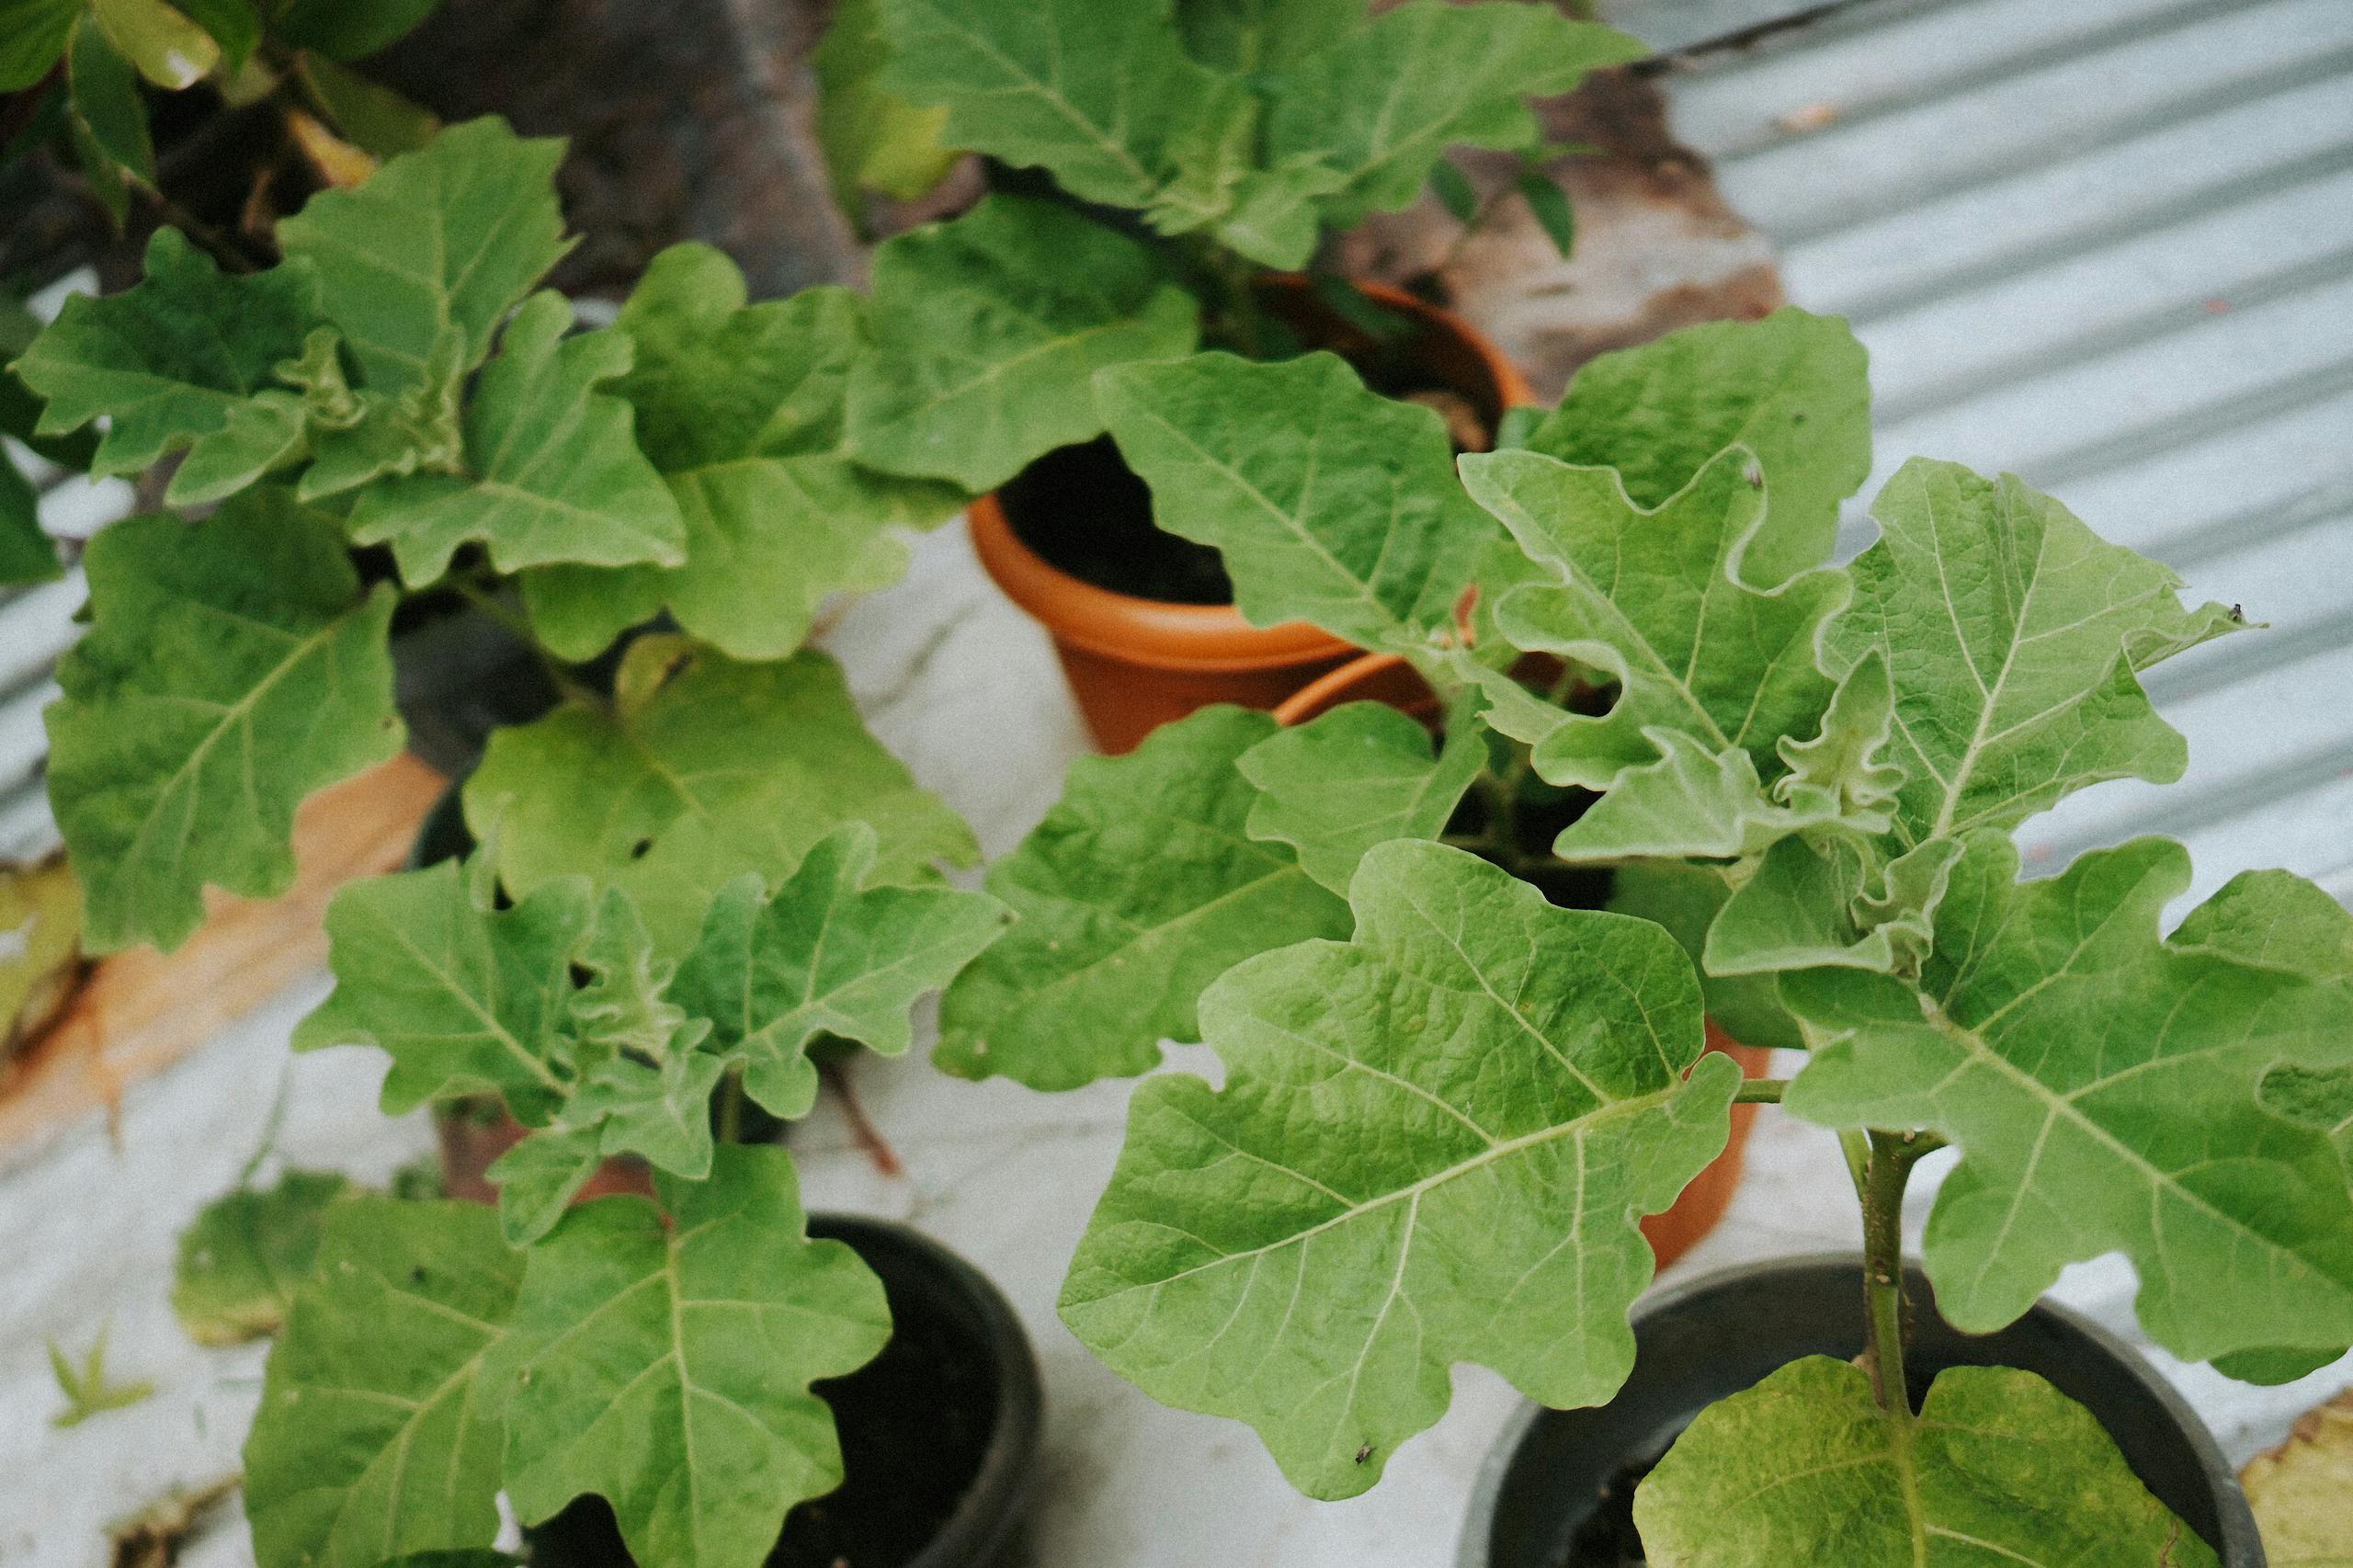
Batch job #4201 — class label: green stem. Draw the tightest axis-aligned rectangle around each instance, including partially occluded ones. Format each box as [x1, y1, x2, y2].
[1858, 1129, 1935, 1417]
[715, 1068, 746, 1145]
[1732, 1078, 1789, 1104]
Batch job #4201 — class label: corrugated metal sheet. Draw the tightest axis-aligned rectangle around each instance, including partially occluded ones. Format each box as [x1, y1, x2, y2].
[1643, 0, 2353, 909]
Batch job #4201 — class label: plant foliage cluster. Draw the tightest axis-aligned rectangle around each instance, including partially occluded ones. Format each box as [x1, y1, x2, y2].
[937, 310, 2353, 1561]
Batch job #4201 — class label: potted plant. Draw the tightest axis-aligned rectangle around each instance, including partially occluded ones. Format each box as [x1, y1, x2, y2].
[938, 305, 2350, 1562]
[17, 108, 1046, 1566]
[832, 0, 1638, 750]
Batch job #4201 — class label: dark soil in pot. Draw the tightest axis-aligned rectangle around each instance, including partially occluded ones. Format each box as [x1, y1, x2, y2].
[1459, 1254, 2264, 1568]
[1003, 435, 1234, 604]
[523, 1215, 1042, 1568]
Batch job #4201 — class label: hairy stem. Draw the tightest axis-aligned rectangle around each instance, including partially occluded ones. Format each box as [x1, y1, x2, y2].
[1858, 1129, 1935, 1416]
[714, 1067, 746, 1145]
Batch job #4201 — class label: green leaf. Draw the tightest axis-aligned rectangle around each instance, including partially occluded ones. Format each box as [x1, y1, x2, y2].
[813, 0, 957, 208]
[346, 292, 685, 585]
[1782, 833, 2353, 1364]
[1427, 157, 1480, 225]
[0, 0, 79, 91]
[47, 1322, 154, 1427]
[173, 1170, 352, 1346]
[91, 0, 217, 89]
[270, 0, 439, 60]
[279, 117, 571, 394]
[482, 1123, 605, 1248]
[1516, 171, 1574, 260]
[875, 0, 1246, 221]
[936, 705, 1348, 1088]
[0, 452, 58, 584]
[846, 194, 1200, 492]
[1632, 1357, 2218, 1567]
[1061, 839, 1738, 1498]
[671, 824, 1006, 1121]
[244, 1198, 522, 1568]
[1097, 351, 1501, 650]
[1607, 859, 1802, 1052]
[519, 244, 958, 662]
[1176, 0, 1358, 72]
[66, 15, 154, 185]
[466, 640, 976, 960]
[1266, 2, 1642, 226]
[1465, 444, 1846, 808]
[173, 0, 256, 74]
[1824, 459, 2242, 845]
[499, 1145, 892, 1568]
[294, 855, 591, 1126]
[1705, 832, 1963, 978]
[294, 50, 438, 157]
[1236, 700, 1483, 896]
[551, 888, 722, 1181]
[46, 492, 403, 952]
[12, 229, 324, 500]
[1517, 307, 1870, 584]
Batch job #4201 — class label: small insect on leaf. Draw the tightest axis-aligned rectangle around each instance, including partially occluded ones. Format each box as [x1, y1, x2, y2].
[1516, 172, 1575, 262]
[1355, 1444, 1373, 1465]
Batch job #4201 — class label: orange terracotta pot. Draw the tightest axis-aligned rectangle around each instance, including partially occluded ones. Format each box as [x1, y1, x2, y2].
[1274, 651, 1768, 1272]
[972, 278, 1535, 756]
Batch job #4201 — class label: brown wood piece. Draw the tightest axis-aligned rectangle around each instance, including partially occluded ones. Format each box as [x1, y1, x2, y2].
[0, 753, 446, 1157]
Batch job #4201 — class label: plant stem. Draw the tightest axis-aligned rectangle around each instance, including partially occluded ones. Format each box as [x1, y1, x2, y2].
[714, 1068, 745, 1145]
[1732, 1078, 1789, 1104]
[1858, 1129, 1934, 1417]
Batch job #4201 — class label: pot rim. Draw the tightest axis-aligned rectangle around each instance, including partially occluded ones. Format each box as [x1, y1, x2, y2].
[970, 278, 1533, 673]
[808, 1212, 1045, 1568]
[1271, 649, 1417, 724]
[1454, 1250, 2262, 1567]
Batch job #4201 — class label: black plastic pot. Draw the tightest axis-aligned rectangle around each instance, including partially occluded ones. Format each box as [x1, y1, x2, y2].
[390, 602, 560, 777]
[525, 1213, 1044, 1568]
[1458, 1254, 2263, 1567]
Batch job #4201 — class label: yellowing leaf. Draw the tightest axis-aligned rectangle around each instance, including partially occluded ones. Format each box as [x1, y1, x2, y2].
[2243, 1391, 2353, 1567]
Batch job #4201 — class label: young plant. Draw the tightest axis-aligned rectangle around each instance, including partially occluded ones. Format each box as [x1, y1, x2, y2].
[10, 115, 970, 958]
[941, 309, 2353, 1562]
[236, 821, 1007, 1567]
[832, 0, 1643, 501]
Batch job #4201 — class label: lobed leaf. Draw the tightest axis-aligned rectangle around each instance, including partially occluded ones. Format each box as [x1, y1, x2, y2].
[1632, 1357, 2217, 1566]
[519, 244, 958, 662]
[11, 229, 323, 503]
[846, 194, 1199, 492]
[1061, 840, 1737, 1497]
[466, 639, 975, 960]
[1824, 459, 2241, 845]
[1782, 833, 2353, 1366]
[936, 705, 1347, 1089]
[346, 292, 684, 585]
[498, 1145, 892, 1568]
[244, 1198, 523, 1568]
[1237, 699, 1483, 895]
[1097, 351, 1501, 650]
[1515, 307, 1870, 583]
[1177, 0, 1359, 72]
[46, 491, 403, 952]
[875, 0, 1249, 227]
[295, 855, 592, 1126]
[672, 824, 1006, 1121]
[1264, 1, 1642, 226]
[279, 117, 571, 394]
[0, 451, 56, 584]
[1465, 444, 1846, 812]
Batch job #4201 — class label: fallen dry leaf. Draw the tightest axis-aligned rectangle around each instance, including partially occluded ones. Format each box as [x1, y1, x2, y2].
[2241, 1389, 2353, 1566]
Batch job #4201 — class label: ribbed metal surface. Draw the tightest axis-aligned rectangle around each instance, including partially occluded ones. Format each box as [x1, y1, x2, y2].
[1649, 0, 2353, 909]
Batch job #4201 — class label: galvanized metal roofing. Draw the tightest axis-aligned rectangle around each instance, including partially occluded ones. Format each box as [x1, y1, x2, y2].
[1632, 0, 2353, 910]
